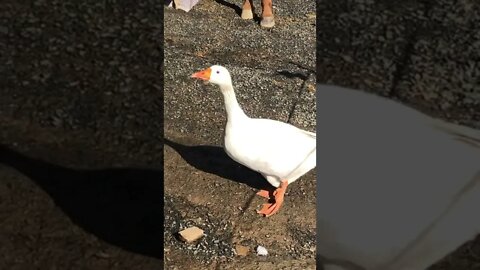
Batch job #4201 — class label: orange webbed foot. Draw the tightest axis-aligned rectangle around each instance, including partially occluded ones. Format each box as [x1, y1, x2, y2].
[256, 189, 271, 199]
[257, 180, 288, 217]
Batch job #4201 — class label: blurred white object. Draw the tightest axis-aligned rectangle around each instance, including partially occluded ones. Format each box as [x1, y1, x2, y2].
[256, 246, 268, 256]
[316, 84, 480, 270]
[173, 0, 201, 12]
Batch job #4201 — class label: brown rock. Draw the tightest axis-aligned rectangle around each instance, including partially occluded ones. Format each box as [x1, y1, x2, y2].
[307, 84, 316, 92]
[235, 245, 249, 256]
[178, 226, 204, 243]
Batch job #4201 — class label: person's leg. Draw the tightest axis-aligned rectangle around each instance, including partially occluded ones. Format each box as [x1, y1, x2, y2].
[260, 0, 275, 28]
[241, 0, 254, 20]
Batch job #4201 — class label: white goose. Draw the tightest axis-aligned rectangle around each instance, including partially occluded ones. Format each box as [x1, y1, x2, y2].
[191, 65, 316, 217]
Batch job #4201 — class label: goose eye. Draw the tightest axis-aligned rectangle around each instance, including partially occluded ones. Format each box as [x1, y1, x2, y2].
[216, 71, 220, 74]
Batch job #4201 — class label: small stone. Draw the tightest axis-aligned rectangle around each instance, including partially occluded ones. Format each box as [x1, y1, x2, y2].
[178, 226, 204, 243]
[51, 116, 62, 127]
[95, 251, 111, 259]
[0, 26, 8, 34]
[341, 54, 354, 63]
[40, 59, 51, 66]
[235, 245, 249, 256]
[307, 84, 315, 92]
[256, 245, 268, 256]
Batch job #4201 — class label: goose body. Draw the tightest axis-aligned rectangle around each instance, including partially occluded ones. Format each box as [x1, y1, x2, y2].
[317, 84, 480, 270]
[192, 65, 316, 216]
[224, 117, 316, 188]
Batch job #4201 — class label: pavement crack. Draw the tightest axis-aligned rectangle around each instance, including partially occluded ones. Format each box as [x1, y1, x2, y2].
[389, 0, 433, 99]
[229, 190, 257, 246]
[237, 190, 258, 217]
[389, 28, 418, 99]
[281, 70, 313, 124]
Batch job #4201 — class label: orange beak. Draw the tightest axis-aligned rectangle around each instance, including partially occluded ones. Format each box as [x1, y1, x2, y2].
[191, 67, 212, 81]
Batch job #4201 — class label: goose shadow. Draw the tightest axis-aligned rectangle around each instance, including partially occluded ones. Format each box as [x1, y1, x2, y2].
[0, 144, 163, 260]
[164, 138, 271, 191]
[276, 69, 310, 80]
[276, 62, 315, 80]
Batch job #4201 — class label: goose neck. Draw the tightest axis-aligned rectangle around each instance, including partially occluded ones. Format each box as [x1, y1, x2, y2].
[219, 83, 247, 121]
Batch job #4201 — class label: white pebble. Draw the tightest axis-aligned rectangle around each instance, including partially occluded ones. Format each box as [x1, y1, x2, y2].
[256, 245, 268, 256]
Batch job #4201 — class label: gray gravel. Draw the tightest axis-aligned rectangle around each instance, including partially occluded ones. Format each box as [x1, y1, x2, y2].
[318, 0, 480, 269]
[318, 0, 480, 129]
[164, 0, 316, 143]
[1, 1, 163, 154]
[0, 1, 162, 269]
[164, 195, 236, 264]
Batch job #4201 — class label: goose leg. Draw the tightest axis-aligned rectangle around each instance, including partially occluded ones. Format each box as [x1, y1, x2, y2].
[260, 0, 275, 28]
[257, 180, 288, 217]
[241, 0, 254, 20]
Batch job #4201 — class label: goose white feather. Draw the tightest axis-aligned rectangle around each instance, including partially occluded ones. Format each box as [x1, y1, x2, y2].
[316, 84, 480, 270]
[191, 65, 316, 216]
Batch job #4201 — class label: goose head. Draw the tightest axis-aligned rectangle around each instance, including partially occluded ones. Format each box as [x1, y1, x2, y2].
[191, 65, 232, 87]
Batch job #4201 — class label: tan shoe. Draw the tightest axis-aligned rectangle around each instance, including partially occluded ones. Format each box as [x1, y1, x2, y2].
[260, 16, 275, 28]
[241, 8, 254, 20]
